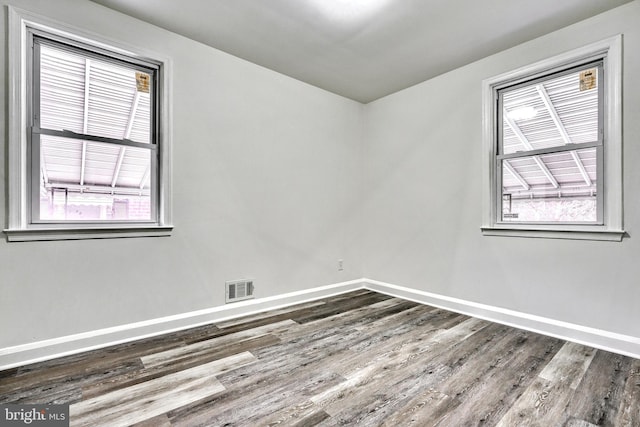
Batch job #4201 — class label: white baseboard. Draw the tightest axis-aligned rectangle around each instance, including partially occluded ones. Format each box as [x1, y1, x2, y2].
[363, 278, 640, 360]
[2, 277, 639, 370]
[0, 279, 365, 371]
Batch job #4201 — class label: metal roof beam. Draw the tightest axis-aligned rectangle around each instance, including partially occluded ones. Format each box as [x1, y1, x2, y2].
[44, 182, 150, 196]
[536, 84, 592, 186]
[124, 91, 141, 140]
[504, 112, 559, 189]
[570, 150, 592, 186]
[80, 142, 87, 186]
[504, 114, 534, 151]
[83, 59, 91, 134]
[139, 165, 150, 190]
[111, 90, 141, 188]
[40, 150, 49, 184]
[507, 183, 597, 200]
[504, 160, 530, 190]
[111, 147, 126, 188]
[532, 156, 559, 189]
[80, 59, 91, 186]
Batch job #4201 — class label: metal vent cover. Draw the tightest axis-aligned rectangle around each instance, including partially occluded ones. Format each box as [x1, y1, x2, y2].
[225, 279, 254, 303]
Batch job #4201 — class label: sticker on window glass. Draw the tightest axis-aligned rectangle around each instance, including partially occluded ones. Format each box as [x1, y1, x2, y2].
[579, 69, 597, 91]
[136, 72, 150, 93]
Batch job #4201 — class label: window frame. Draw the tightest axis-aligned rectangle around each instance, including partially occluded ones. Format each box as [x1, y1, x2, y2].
[5, 6, 173, 242]
[481, 35, 623, 241]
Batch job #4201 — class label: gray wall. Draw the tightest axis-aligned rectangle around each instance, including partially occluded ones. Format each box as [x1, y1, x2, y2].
[362, 1, 640, 338]
[0, 0, 364, 348]
[2, 0, 639, 352]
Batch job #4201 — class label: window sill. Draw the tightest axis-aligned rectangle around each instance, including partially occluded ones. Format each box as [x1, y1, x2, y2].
[3, 226, 173, 242]
[481, 227, 625, 242]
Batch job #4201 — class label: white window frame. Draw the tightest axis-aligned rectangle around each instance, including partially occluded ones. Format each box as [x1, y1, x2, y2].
[5, 6, 173, 242]
[481, 35, 623, 242]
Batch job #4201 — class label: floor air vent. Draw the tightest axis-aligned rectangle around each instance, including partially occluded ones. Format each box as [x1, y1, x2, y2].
[225, 279, 254, 303]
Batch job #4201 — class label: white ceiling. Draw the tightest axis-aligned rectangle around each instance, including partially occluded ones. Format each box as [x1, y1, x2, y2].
[90, 0, 633, 103]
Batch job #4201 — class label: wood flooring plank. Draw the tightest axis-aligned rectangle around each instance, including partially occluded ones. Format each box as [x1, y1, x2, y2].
[565, 419, 603, 427]
[323, 322, 523, 425]
[274, 298, 423, 348]
[130, 413, 172, 427]
[228, 302, 426, 385]
[0, 358, 145, 405]
[327, 308, 471, 378]
[167, 368, 342, 426]
[349, 298, 422, 324]
[214, 301, 326, 329]
[80, 334, 278, 400]
[0, 381, 82, 406]
[318, 296, 418, 326]
[228, 371, 343, 427]
[257, 400, 320, 426]
[70, 352, 255, 427]
[612, 357, 640, 427]
[319, 363, 453, 425]
[141, 319, 296, 368]
[290, 292, 392, 324]
[352, 301, 442, 333]
[166, 298, 406, 425]
[538, 341, 597, 390]
[18, 329, 191, 375]
[0, 367, 18, 380]
[495, 341, 597, 427]
[211, 290, 381, 337]
[248, 304, 438, 398]
[166, 322, 221, 342]
[312, 318, 494, 420]
[292, 409, 331, 426]
[418, 334, 562, 426]
[342, 300, 439, 343]
[447, 356, 551, 426]
[496, 376, 573, 427]
[564, 350, 631, 426]
[339, 316, 488, 379]
[2, 336, 184, 396]
[216, 328, 358, 390]
[376, 388, 452, 427]
[166, 294, 377, 423]
[198, 317, 381, 421]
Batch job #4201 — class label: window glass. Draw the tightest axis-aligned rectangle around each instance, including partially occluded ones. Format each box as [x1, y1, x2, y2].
[38, 136, 151, 221]
[33, 37, 156, 223]
[39, 43, 152, 144]
[501, 149, 597, 223]
[501, 67, 599, 155]
[497, 63, 601, 224]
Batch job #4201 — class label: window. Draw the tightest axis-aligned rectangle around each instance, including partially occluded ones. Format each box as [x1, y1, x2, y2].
[498, 62, 603, 224]
[6, 7, 172, 241]
[481, 36, 623, 241]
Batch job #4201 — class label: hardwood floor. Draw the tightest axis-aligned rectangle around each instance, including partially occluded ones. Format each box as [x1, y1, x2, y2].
[1, 290, 639, 426]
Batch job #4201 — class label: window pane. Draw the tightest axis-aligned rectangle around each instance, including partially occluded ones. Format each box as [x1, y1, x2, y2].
[39, 43, 152, 144]
[501, 66, 599, 155]
[39, 135, 151, 221]
[501, 148, 597, 222]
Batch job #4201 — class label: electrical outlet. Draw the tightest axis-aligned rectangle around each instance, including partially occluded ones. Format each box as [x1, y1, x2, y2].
[338, 259, 344, 271]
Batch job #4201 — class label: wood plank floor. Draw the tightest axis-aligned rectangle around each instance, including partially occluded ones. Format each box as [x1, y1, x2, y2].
[1, 290, 639, 426]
